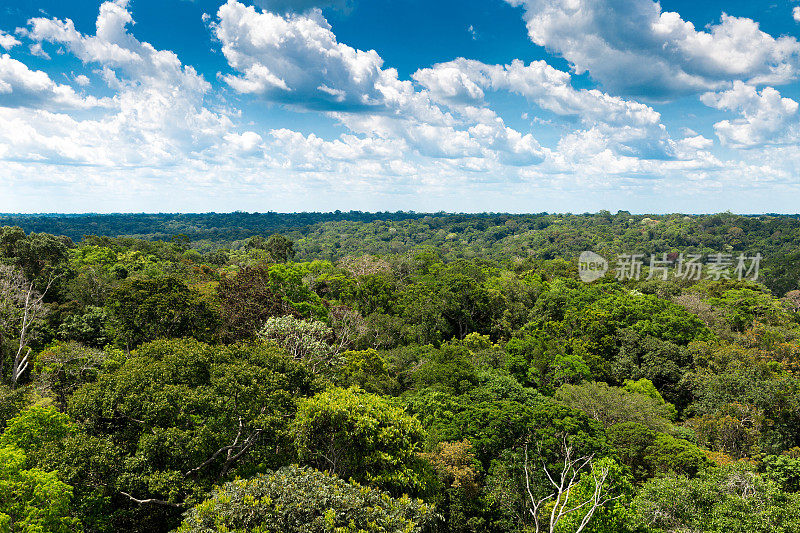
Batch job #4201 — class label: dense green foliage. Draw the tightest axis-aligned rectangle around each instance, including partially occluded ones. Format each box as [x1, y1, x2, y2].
[176, 465, 435, 533]
[3, 213, 800, 532]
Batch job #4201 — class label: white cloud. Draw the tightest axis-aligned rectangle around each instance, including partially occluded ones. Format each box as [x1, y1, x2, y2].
[0, 53, 108, 109]
[414, 58, 674, 159]
[28, 43, 50, 59]
[701, 81, 799, 148]
[506, 0, 800, 96]
[414, 58, 661, 128]
[2, 0, 798, 213]
[224, 131, 264, 155]
[0, 31, 20, 50]
[794, 6, 800, 23]
[22, 0, 210, 95]
[4, 0, 232, 167]
[212, 1, 387, 111]
[212, 1, 547, 165]
[268, 128, 405, 171]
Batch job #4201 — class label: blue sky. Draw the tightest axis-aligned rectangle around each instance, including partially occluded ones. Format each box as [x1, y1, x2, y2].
[0, 0, 799, 213]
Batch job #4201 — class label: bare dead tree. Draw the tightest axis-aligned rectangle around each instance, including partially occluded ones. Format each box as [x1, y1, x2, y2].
[524, 436, 619, 533]
[0, 266, 59, 386]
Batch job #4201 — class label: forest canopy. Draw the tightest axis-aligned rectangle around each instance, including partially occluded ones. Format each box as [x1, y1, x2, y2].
[2, 212, 800, 532]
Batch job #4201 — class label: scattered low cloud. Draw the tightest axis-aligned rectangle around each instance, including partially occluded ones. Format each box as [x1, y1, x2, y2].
[5, 0, 230, 167]
[413, 58, 675, 159]
[211, 1, 387, 111]
[27, 43, 50, 59]
[212, 1, 546, 164]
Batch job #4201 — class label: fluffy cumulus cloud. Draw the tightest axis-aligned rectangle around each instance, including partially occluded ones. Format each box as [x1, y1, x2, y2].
[0, 30, 20, 50]
[414, 58, 661, 123]
[701, 82, 799, 148]
[211, 0, 547, 165]
[0, 54, 109, 109]
[413, 58, 677, 159]
[211, 0, 389, 110]
[505, 0, 800, 96]
[3, 0, 233, 167]
[21, 0, 211, 95]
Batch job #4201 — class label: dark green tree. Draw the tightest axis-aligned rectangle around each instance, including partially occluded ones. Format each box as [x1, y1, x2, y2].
[105, 277, 218, 348]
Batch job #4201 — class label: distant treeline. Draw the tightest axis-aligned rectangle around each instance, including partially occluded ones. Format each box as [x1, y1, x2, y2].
[4, 210, 800, 295]
[0, 211, 474, 243]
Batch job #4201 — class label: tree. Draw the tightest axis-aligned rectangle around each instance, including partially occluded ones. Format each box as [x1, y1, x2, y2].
[0, 384, 33, 430]
[422, 439, 480, 494]
[292, 387, 430, 495]
[105, 277, 218, 348]
[555, 382, 675, 432]
[216, 265, 296, 342]
[412, 342, 480, 395]
[33, 342, 109, 410]
[0, 265, 56, 385]
[398, 260, 493, 344]
[0, 226, 71, 291]
[0, 445, 79, 533]
[56, 306, 111, 348]
[263, 234, 295, 263]
[334, 348, 397, 394]
[505, 332, 591, 394]
[66, 338, 314, 532]
[642, 433, 711, 478]
[613, 330, 693, 409]
[176, 465, 434, 533]
[763, 453, 800, 492]
[338, 254, 392, 278]
[421, 439, 481, 532]
[0, 403, 121, 533]
[524, 437, 621, 533]
[258, 315, 339, 373]
[632, 464, 800, 533]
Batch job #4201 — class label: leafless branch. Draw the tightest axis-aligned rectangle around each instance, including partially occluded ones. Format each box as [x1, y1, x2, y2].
[524, 435, 619, 533]
[120, 491, 183, 508]
[185, 409, 267, 479]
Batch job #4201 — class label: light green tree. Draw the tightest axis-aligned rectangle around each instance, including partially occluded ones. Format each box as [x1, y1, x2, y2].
[292, 387, 430, 495]
[0, 445, 79, 533]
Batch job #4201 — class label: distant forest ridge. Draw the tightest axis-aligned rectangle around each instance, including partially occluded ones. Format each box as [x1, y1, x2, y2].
[6, 212, 800, 297]
[2, 211, 800, 244]
[0, 211, 481, 242]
